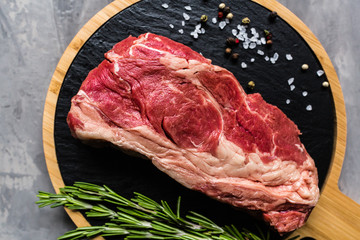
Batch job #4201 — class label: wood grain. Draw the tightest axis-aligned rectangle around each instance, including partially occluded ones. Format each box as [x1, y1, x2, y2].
[42, 0, 358, 239]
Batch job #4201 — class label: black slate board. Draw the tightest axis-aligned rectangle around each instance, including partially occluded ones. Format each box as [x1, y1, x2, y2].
[54, 0, 334, 238]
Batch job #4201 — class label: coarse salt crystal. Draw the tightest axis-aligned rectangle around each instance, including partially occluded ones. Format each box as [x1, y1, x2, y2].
[232, 29, 238, 36]
[195, 24, 201, 30]
[290, 85, 295, 91]
[261, 37, 266, 45]
[219, 21, 226, 29]
[201, 28, 205, 34]
[270, 58, 276, 64]
[286, 54, 293, 61]
[212, 17, 217, 24]
[184, 5, 192, 10]
[243, 42, 249, 49]
[317, 70, 324, 77]
[225, 18, 230, 24]
[286, 99, 291, 104]
[182, 21, 185, 26]
[257, 50, 264, 55]
[306, 105, 312, 111]
[250, 28, 256, 34]
[265, 56, 270, 61]
[302, 91, 308, 97]
[288, 77, 294, 85]
[183, 12, 190, 20]
[178, 29, 184, 34]
[162, 3, 169, 9]
[249, 42, 256, 49]
[169, 24, 174, 29]
[241, 62, 247, 68]
[250, 58, 255, 62]
[273, 52, 279, 61]
[256, 40, 262, 45]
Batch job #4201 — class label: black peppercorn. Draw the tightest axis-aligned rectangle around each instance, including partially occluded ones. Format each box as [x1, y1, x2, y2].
[223, 6, 231, 15]
[231, 53, 239, 61]
[226, 37, 236, 46]
[269, 11, 277, 21]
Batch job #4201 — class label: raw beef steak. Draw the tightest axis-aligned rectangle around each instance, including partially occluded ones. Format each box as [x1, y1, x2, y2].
[67, 33, 319, 233]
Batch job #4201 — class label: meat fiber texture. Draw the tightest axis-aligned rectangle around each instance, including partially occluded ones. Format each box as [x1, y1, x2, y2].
[67, 33, 319, 233]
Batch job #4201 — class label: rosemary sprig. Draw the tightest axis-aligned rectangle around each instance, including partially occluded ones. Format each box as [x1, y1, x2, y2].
[36, 182, 289, 240]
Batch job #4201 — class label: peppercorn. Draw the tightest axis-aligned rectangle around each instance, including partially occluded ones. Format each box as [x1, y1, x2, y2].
[218, 11, 224, 19]
[266, 39, 273, 46]
[226, 37, 236, 46]
[231, 53, 239, 61]
[225, 48, 232, 55]
[242, 17, 250, 25]
[266, 33, 273, 40]
[269, 11, 277, 21]
[322, 81, 329, 88]
[264, 29, 270, 36]
[200, 14, 208, 23]
[248, 81, 255, 90]
[301, 64, 309, 71]
[235, 38, 240, 44]
[223, 6, 231, 15]
[219, 3, 226, 10]
[226, 12, 234, 20]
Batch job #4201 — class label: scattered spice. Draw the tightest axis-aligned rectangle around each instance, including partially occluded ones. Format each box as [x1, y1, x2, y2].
[231, 53, 239, 61]
[225, 47, 232, 55]
[218, 12, 224, 19]
[226, 37, 237, 46]
[200, 14, 208, 23]
[322, 81, 329, 88]
[247, 81, 255, 89]
[266, 39, 273, 46]
[219, 3, 226, 10]
[226, 12, 234, 20]
[264, 29, 270, 36]
[301, 64, 309, 71]
[223, 6, 231, 15]
[242, 17, 251, 25]
[235, 38, 240, 44]
[269, 11, 278, 21]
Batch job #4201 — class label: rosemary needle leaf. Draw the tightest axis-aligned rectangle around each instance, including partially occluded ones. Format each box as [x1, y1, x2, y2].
[36, 182, 273, 240]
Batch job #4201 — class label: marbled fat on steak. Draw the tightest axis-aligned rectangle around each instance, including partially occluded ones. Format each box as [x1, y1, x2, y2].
[67, 33, 319, 233]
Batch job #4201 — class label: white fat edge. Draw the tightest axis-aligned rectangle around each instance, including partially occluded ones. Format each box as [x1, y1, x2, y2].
[114, 62, 120, 73]
[295, 143, 304, 152]
[129, 43, 169, 57]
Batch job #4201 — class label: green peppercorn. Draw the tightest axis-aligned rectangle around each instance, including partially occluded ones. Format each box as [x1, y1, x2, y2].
[200, 14, 208, 23]
[242, 17, 250, 25]
[264, 29, 270, 36]
[248, 81, 255, 89]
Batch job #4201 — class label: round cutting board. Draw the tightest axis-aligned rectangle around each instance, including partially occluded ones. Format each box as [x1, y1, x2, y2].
[43, 0, 359, 239]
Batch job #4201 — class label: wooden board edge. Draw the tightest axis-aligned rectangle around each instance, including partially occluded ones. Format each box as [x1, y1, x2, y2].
[42, 0, 358, 239]
[251, 0, 359, 239]
[42, 0, 140, 238]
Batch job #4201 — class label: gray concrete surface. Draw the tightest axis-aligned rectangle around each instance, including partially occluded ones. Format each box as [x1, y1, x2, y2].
[0, 0, 359, 239]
